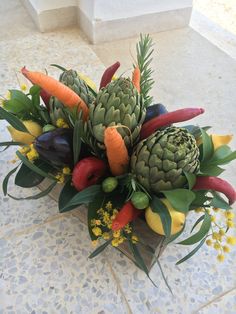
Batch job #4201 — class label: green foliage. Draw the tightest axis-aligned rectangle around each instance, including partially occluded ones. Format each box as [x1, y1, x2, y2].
[60, 185, 102, 212]
[2, 165, 20, 195]
[9, 181, 57, 200]
[73, 119, 83, 165]
[151, 196, 172, 237]
[88, 239, 112, 258]
[15, 160, 53, 188]
[209, 191, 232, 210]
[16, 151, 56, 180]
[183, 171, 196, 190]
[136, 34, 154, 107]
[178, 212, 211, 245]
[176, 237, 207, 265]
[58, 180, 78, 212]
[161, 189, 196, 213]
[0, 107, 29, 133]
[200, 128, 214, 162]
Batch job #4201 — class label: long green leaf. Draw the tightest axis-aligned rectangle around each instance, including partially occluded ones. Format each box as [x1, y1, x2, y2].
[164, 224, 185, 245]
[0, 141, 24, 146]
[210, 192, 231, 210]
[16, 151, 56, 180]
[14, 160, 53, 188]
[0, 107, 29, 133]
[2, 165, 20, 195]
[211, 151, 236, 165]
[183, 171, 196, 190]
[178, 212, 211, 245]
[151, 196, 172, 237]
[176, 237, 207, 265]
[60, 185, 101, 212]
[200, 128, 214, 161]
[190, 215, 205, 233]
[73, 120, 82, 165]
[50, 64, 67, 71]
[161, 189, 195, 213]
[58, 180, 78, 212]
[88, 239, 112, 258]
[200, 164, 225, 176]
[8, 181, 57, 200]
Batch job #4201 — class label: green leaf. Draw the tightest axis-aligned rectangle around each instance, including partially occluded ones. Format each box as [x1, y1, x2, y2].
[150, 196, 171, 237]
[58, 180, 78, 212]
[9, 181, 57, 200]
[183, 171, 196, 189]
[176, 237, 207, 265]
[178, 212, 211, 245]
[200, 164, 225, 176]
[0, 107, 29, 133]
[190, 191, 210, 209]
[161, 189, 196, 213]
[200, 128, 214, 162]
[88, 239, 112, 258]
[211, 150, 236, 166]
[128, 240, 149, 275]
[73, 120, 82, 165]
[16, 151, 56, 180]
[191, 215, 205, 233]
[14, 160, 53, 188]
[29, 85, 41, 96]
[50, 64, 67, 71]
[210, 192, 231, 210]
[60, 185, 102, 212]
[2, 165, 20, 195]
[4, 90, 32, 114]
[164, 224, 185, 245]
[0, 141, 24, 146]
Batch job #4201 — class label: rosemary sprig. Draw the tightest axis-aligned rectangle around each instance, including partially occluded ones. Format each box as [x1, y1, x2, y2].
[135, 34, 155, 107]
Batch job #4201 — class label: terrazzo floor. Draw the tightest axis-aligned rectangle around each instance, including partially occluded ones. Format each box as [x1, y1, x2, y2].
[1, 0, 236, 313]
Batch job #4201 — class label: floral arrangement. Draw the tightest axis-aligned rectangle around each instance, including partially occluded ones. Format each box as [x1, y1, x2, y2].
[1, 35, 236, 283]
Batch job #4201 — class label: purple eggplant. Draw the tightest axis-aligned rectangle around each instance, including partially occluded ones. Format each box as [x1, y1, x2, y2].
[144, 103, 168, 123]
[35, 128, 73, 166]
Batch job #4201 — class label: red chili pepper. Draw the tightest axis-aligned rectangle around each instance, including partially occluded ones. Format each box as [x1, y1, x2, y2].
[72, 157, 107, 191]
[112, 201, 141, 231]
[40, 89, 51, 111]
[140, 108, 205, 139]
[193, 176, 236, 205]
[99, 61, 120, 89]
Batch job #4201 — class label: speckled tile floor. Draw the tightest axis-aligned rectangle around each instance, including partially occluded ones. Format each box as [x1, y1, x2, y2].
[0, 0, 236, 313]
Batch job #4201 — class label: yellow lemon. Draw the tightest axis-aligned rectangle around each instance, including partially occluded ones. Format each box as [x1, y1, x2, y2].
[77, 71, 97, 91]
[211, 134, 233, 150]
[145, 199, 185, 235]
[7, 120, 43, 145]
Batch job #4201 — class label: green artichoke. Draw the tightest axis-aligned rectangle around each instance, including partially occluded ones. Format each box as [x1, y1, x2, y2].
[59, 69, 95, 106]
[131, 126, 200, 193]
[88, 77, 146, 149]
[49, 69, 95, 127]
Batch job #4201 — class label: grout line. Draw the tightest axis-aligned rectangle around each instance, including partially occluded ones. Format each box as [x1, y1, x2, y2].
[106, 257, 133, 314]
[193, 286, 236, 313]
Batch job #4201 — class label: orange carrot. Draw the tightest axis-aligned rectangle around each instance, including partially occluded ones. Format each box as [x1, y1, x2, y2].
[132, 66, 140, 93]
[104, 127, 129, 176]
[21, 67, 88, 119]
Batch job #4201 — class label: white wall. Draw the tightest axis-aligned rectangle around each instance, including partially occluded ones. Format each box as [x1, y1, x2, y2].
[30, 0, 77, 12]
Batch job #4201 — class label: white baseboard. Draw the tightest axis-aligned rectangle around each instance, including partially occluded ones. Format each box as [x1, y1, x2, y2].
[21, 0, 77, 32]
[190, 9, 236, 59]
[21, 0, 192, 42]
[78, 7, 192, 44]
